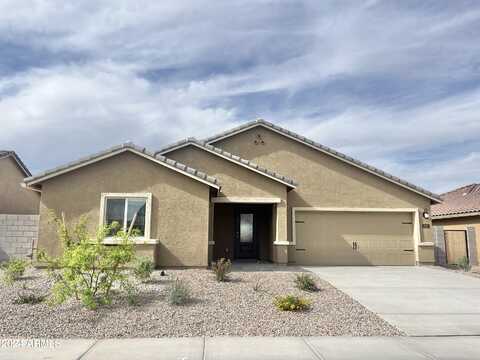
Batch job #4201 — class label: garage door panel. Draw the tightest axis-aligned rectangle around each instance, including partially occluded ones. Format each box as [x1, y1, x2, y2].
[295, 211, 415, 266]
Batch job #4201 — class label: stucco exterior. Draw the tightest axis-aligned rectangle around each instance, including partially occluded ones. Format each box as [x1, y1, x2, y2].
[0, 156, 40, 215]
[167, 144, 290, 247]
[36, 151, 212, 267]
[211, 125, 434, 263]
[27, 122, 439, 268]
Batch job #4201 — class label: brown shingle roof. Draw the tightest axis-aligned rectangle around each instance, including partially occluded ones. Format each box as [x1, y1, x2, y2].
[432, 184, 480, 218]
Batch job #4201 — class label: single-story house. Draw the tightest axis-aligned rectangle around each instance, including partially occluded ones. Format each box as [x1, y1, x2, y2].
[432, 184, 479, 266]
[23, 120, 441, 267]
[0, 150, 40, 215]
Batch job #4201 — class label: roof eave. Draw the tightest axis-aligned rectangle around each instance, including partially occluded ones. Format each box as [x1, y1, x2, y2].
[156, 140, 297, 189]
[24, 145, 220, 190]
[432, 211, 480, 220]
[204, 119, 441, 203]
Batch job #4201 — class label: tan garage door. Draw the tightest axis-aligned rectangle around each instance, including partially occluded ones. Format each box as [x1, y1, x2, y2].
[294, 211, 415, 265]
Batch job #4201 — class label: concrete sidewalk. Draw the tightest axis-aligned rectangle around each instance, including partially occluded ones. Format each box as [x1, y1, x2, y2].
[1, 336, 480, 360]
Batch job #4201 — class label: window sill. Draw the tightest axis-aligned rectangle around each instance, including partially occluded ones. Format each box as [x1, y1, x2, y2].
[273, 241, 291, 246]
[418, 242, 434, 247]
[102, 238, 160, 245]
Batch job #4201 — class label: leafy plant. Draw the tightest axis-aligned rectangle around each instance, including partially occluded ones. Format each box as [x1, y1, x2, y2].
[167, 279, 190, 305]
[274, 295, 311, 311]
[294, 273, 319, 292]
[121, 278, 140, 306]
[13, 293, 45, 305]
[2, 258, 28, 285]
[38, 213, 137, 310]
[211, 258, 231, 282]
[133, 257, 154, 282]
[457, 256, 471, 272]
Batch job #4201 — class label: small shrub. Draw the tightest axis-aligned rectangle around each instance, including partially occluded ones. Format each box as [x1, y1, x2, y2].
[211, 258, 231, 282]
[294, 273, 319, 292]
[274, 295, 311, 311]
[457, 256, 471, 272]
[122, 279, 139, 306]
[2, 258, 28, 285]
[13, 293, 45, 305]
[133, 257, 154, 282]
[167, 279, 190, 305]
[39, 213, 137, 310]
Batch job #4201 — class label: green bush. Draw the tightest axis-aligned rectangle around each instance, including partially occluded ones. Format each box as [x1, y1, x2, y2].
[167, 279, 190, 305]
[13, 293, 45, 305]
[274, 295, 311, 311]
[2, 258, 28, 285]
[38, 213, 137, 310]
[211, 258, 231, 282]
[294, 273, 319, 292]
[133, 257, 154, 282]
[457, 256, 471, 272]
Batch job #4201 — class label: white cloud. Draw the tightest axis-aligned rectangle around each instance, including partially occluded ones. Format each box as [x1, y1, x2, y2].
[0, 1, 479, 193]
[0, 62, 236, 172]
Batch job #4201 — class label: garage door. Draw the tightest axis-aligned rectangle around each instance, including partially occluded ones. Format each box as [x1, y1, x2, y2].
[294, 211, 415, 265]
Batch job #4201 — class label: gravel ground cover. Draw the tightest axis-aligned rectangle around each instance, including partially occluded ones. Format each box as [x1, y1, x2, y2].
[0, 268, 402, 338]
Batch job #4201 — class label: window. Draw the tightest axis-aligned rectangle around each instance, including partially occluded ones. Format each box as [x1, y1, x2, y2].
[100, 193, 152, 239]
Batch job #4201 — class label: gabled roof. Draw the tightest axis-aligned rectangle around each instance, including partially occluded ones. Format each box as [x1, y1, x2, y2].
[204, 119, 442, 203]
[23, 142, 220, 190]
[0, 150, 32, 176]
[155, 138, 297, 189]
[432, 184, 480, 219]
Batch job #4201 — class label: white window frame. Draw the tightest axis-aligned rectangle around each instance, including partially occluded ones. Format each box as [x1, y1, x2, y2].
[99, 193, 153, 242]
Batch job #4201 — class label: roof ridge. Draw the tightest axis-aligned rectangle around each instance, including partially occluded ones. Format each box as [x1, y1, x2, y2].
[24, 142, 219, 188]
[441, 183, 479, 196]
[155, 137, 298, 188]
[203, 119, 441, 202]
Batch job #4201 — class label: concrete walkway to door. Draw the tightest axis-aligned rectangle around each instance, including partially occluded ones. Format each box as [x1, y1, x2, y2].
[304, 266, 480, 336]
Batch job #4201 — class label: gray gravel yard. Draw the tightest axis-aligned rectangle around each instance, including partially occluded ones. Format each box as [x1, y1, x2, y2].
[0, 268, 402, 338]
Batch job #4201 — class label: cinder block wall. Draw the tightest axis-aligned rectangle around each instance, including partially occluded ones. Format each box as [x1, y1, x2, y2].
[0, 214, 38, 262]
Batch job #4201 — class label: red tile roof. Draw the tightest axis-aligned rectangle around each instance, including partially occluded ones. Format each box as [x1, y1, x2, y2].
[432, 184, 480, 218]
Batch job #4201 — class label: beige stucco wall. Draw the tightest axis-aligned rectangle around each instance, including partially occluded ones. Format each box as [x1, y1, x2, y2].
[167, 145, 288, 200]
[167, 145, 289, 244]
[433, 216, 480, 264]
[37, 152, 211, 267]
[0, 157, 40, 215]
[212, 126, 434, 263]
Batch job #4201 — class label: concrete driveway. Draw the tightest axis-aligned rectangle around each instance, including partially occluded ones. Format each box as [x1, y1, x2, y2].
[304, 266, 480, 336]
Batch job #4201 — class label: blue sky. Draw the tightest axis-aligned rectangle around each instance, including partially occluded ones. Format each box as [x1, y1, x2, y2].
[1, 1, 479, 193]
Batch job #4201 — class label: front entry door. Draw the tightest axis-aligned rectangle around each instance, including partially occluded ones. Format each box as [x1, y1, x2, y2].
[235, 208, 257, 259]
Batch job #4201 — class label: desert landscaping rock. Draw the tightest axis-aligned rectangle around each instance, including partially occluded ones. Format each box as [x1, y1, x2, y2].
[0, 268, 402, 338]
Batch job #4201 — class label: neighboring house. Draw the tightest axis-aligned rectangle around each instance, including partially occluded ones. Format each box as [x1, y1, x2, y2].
[23, 120, 441, 267]
[432, 184, 479, 266]
[0, 151, 40, 262]
[0, 151, 39, 214]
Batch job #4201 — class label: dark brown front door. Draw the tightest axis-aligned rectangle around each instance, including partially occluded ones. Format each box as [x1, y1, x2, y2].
[235, 208, 257, 259]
